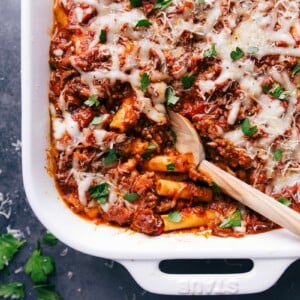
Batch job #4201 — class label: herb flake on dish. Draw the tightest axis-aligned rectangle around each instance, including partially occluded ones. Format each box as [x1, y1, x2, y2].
[219, 209, 242, 228]
[88, 182, 110, 205]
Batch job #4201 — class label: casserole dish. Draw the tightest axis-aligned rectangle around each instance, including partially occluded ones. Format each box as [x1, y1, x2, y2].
[21, 0, 300, 295]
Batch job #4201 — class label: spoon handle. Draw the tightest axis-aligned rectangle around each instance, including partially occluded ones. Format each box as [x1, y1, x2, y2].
[199, 160, 300, 236]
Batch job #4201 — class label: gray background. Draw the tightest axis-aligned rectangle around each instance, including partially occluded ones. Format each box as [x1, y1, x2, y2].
[1, 0, 300, 299]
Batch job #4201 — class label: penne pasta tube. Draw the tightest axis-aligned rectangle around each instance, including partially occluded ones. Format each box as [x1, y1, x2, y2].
[110, 96, 139, 133]
[54, 1, 68, 27]
[145, 153, 194, 172]
[156, 179, 213, 202]
[162, 209, 216, 232]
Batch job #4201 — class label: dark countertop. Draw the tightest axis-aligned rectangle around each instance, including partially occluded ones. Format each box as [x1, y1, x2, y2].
[1, 1, 300, 299]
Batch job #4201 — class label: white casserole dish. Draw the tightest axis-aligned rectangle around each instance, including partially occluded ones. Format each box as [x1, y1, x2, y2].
[21, 0, 300, 295]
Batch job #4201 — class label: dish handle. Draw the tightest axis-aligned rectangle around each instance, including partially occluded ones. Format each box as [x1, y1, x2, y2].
[119, 258, 295, 295]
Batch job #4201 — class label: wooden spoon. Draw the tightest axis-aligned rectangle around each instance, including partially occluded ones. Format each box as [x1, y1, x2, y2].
[169, 111, 300, 236]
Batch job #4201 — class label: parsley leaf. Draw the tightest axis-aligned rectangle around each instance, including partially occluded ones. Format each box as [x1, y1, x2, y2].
[230, 47, 245, 61]
[136, 19, 152, 27]
[88, 182, 109, 205]
[154, 0, 172, 10]
[166, 163, 175, 171]
[203, 43, 217, 58]
[292, 61, 300, 77]
[104, 148, 118, 165]
[36, 287, 60, 300]
[199, 0, 206, 4]
[170, 130, 177, 147]
[182, 75, 196, 89]
[0, 234, 26, 270]
[168, 211, 182, 223]
[269, 83, 289, 100]
[25, 249, 55, 284]
[124, 193, 139, 202]
[42, 232, 58, 246]
[140, 72, 151, 93]
[0, 282, 25, 300]
[212, 182, 221, 195]
[130, 0, 142, 7]
[219, 209, 242, 228]
[99, 30, 107, 43]
[166, 86, 179, 106]
[84, 95, 99, 107]
[273, 149, 283, 161]
[91, 116, 104, 126]
[241, 118, 257, 137]
[147, 143, 157, 150]
[277, 197, 291, 206]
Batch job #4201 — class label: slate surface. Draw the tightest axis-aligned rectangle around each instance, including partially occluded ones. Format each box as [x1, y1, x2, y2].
[1, 1, 300, 299]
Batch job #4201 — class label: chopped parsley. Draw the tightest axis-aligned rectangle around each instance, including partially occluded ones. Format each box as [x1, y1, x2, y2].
[91, 116, 104, 126]
[42, 232, 58, 247]
[292, 61, 300, 77]
[230, 47, 245, 61]
[99, 30, 107, 43]
[84, 95, 99, 107]
[241, 118, 257, 137]
[136, 19, 152, 27]
[269, 83, 289, 100]
[147, 143, 157, 150]
[168, 211, 182, 223]
[25, 249, 55, 284]
[212, 182, 221, 195]
[219, 209, 242, 229]
[140, 72, 151, 93]
[88, 182, 109, 205]
[130, 0, 142, 7]
[273, 149, 283, 162]
[0, 282, 25, 300]
[104, 148, 118, 165]
[142, 152, 151, 160]
[36, 287, 60, 300]
[166, 163, 175, 171]
[124, 193, 139, 202]
[170, 130, 177, 147]
[154, 0, 172, 10]
[182, 75, 196, 89]
[0, 234, 26, 270]
[203, 43, 217, 58]
[277, 197, 291, 206]
[166, 86, 179, 106]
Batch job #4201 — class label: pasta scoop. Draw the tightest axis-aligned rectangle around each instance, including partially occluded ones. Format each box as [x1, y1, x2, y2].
[169, 111, 300, 236]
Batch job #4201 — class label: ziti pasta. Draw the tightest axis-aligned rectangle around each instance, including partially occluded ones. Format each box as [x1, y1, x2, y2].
[49, 0, 300, 236]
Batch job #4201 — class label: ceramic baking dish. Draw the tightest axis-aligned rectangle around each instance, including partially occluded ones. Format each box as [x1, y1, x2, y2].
[21, 0, 300, 295]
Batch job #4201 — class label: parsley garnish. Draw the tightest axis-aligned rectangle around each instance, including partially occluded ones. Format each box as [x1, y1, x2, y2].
[0, 282, 25, 300]
[140, 72, 151, 93]
[199, 0, 206, 4]
[91, 116, 104, 126]
[203, 43, 217, 58]
[219, 209, 242, 228]
[104, 148, 118, 165]
[25, 249, 55, 284]
[36, 287, 60, 300]
[168, 211, 182, 223]
[42, 232, 58, 247]
[84, 95, 99, 107]
[124, 193, 139, 202]
[292, 61, 300, 77]
[170, 130, 177, 147]
[130, 0, 142, 7]
[136, 19, 152, 27]
[230, 47, 245, 61]
[273, 149, 283, 161]
[99, 30, 107, 43]
[247, 46, 259, 54]
[166, 86, 179, 106]
[182, 75, 196, 89]
[241, 118, 257, 137]
[277, 197, 291, 206]
[212, 182, 221, 195]
[88, 182, 109, 204]
[154, 0, 172, 10]
[142, 152, 151, 159]
[269, 83, 289, 100]
[147, 143, 157, 150]
[166, 163, 175, 171]
[0, 234, 26, 270]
